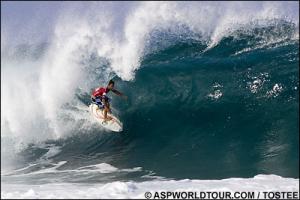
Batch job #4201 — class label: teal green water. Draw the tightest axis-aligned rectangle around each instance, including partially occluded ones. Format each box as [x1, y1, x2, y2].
[114, 34, 299, 179]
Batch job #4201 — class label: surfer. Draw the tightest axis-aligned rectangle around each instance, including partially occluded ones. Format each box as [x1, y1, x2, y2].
[91, 80, 127, 122]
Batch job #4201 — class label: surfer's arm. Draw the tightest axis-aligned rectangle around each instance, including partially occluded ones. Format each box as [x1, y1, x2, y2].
[111, 89, 123, 96]
[112, 89, 128, 100]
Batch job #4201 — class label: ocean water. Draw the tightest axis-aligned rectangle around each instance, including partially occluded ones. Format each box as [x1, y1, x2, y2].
[1, 1, 299, 198]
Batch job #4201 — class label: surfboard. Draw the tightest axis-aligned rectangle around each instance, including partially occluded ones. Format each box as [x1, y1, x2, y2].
[89, 103, 123, 132]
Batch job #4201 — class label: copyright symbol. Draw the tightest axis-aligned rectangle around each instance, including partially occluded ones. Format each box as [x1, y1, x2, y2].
[145, 191, 152, 199]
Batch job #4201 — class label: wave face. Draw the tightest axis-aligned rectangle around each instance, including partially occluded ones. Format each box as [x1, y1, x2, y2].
[1, 1, 299, 195]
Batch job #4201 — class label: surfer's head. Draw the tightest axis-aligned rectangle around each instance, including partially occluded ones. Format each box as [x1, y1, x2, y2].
[107, 80, 115, 89]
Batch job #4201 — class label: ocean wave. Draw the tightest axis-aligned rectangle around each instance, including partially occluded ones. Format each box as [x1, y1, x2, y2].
[1, 2, 299, 191]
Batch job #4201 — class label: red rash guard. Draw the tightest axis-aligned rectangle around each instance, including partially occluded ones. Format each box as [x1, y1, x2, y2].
[92, 87, 110, 98]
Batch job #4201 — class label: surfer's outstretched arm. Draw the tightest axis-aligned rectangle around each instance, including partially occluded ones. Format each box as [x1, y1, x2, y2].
[112, 89, 127, 100]
[111, 89, 122, 96]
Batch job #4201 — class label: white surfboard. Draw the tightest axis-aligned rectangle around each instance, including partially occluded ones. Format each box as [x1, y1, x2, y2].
[89, 103, 123, 132]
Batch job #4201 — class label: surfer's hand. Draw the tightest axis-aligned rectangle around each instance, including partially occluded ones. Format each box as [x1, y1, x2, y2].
[122, 95, 128, 101]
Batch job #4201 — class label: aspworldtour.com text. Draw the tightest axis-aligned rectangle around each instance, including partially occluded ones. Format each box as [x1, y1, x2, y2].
[144, 191, 299, 199]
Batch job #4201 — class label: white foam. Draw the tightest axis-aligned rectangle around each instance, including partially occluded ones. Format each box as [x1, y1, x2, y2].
[207, 83, 223, 100]
[77, 163, 119, 173]
[208, 90, 223, 100]
[233, 38, 298, 56]
[266, 83, 283, 98]
[247, 72, 270, 94]
[1, 175, 299, 199]
[4, 161, 142, 177]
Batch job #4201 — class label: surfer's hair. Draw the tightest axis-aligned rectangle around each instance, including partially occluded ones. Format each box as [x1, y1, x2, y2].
[108, 80, 115, 86]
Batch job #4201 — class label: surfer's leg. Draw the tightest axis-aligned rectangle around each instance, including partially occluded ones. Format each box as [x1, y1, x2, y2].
[103, 96, 112, 113]
[107, 102, 112, 113]
[103, 101, 112, 121]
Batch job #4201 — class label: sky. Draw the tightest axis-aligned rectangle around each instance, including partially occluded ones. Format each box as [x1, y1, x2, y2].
[1, 1, 63, 45]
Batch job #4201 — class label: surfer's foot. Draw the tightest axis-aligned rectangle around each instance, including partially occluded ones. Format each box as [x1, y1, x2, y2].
[104, 116, 113, 122]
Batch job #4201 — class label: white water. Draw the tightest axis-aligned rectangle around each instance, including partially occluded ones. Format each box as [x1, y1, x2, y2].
[2, 175, 299, 199]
